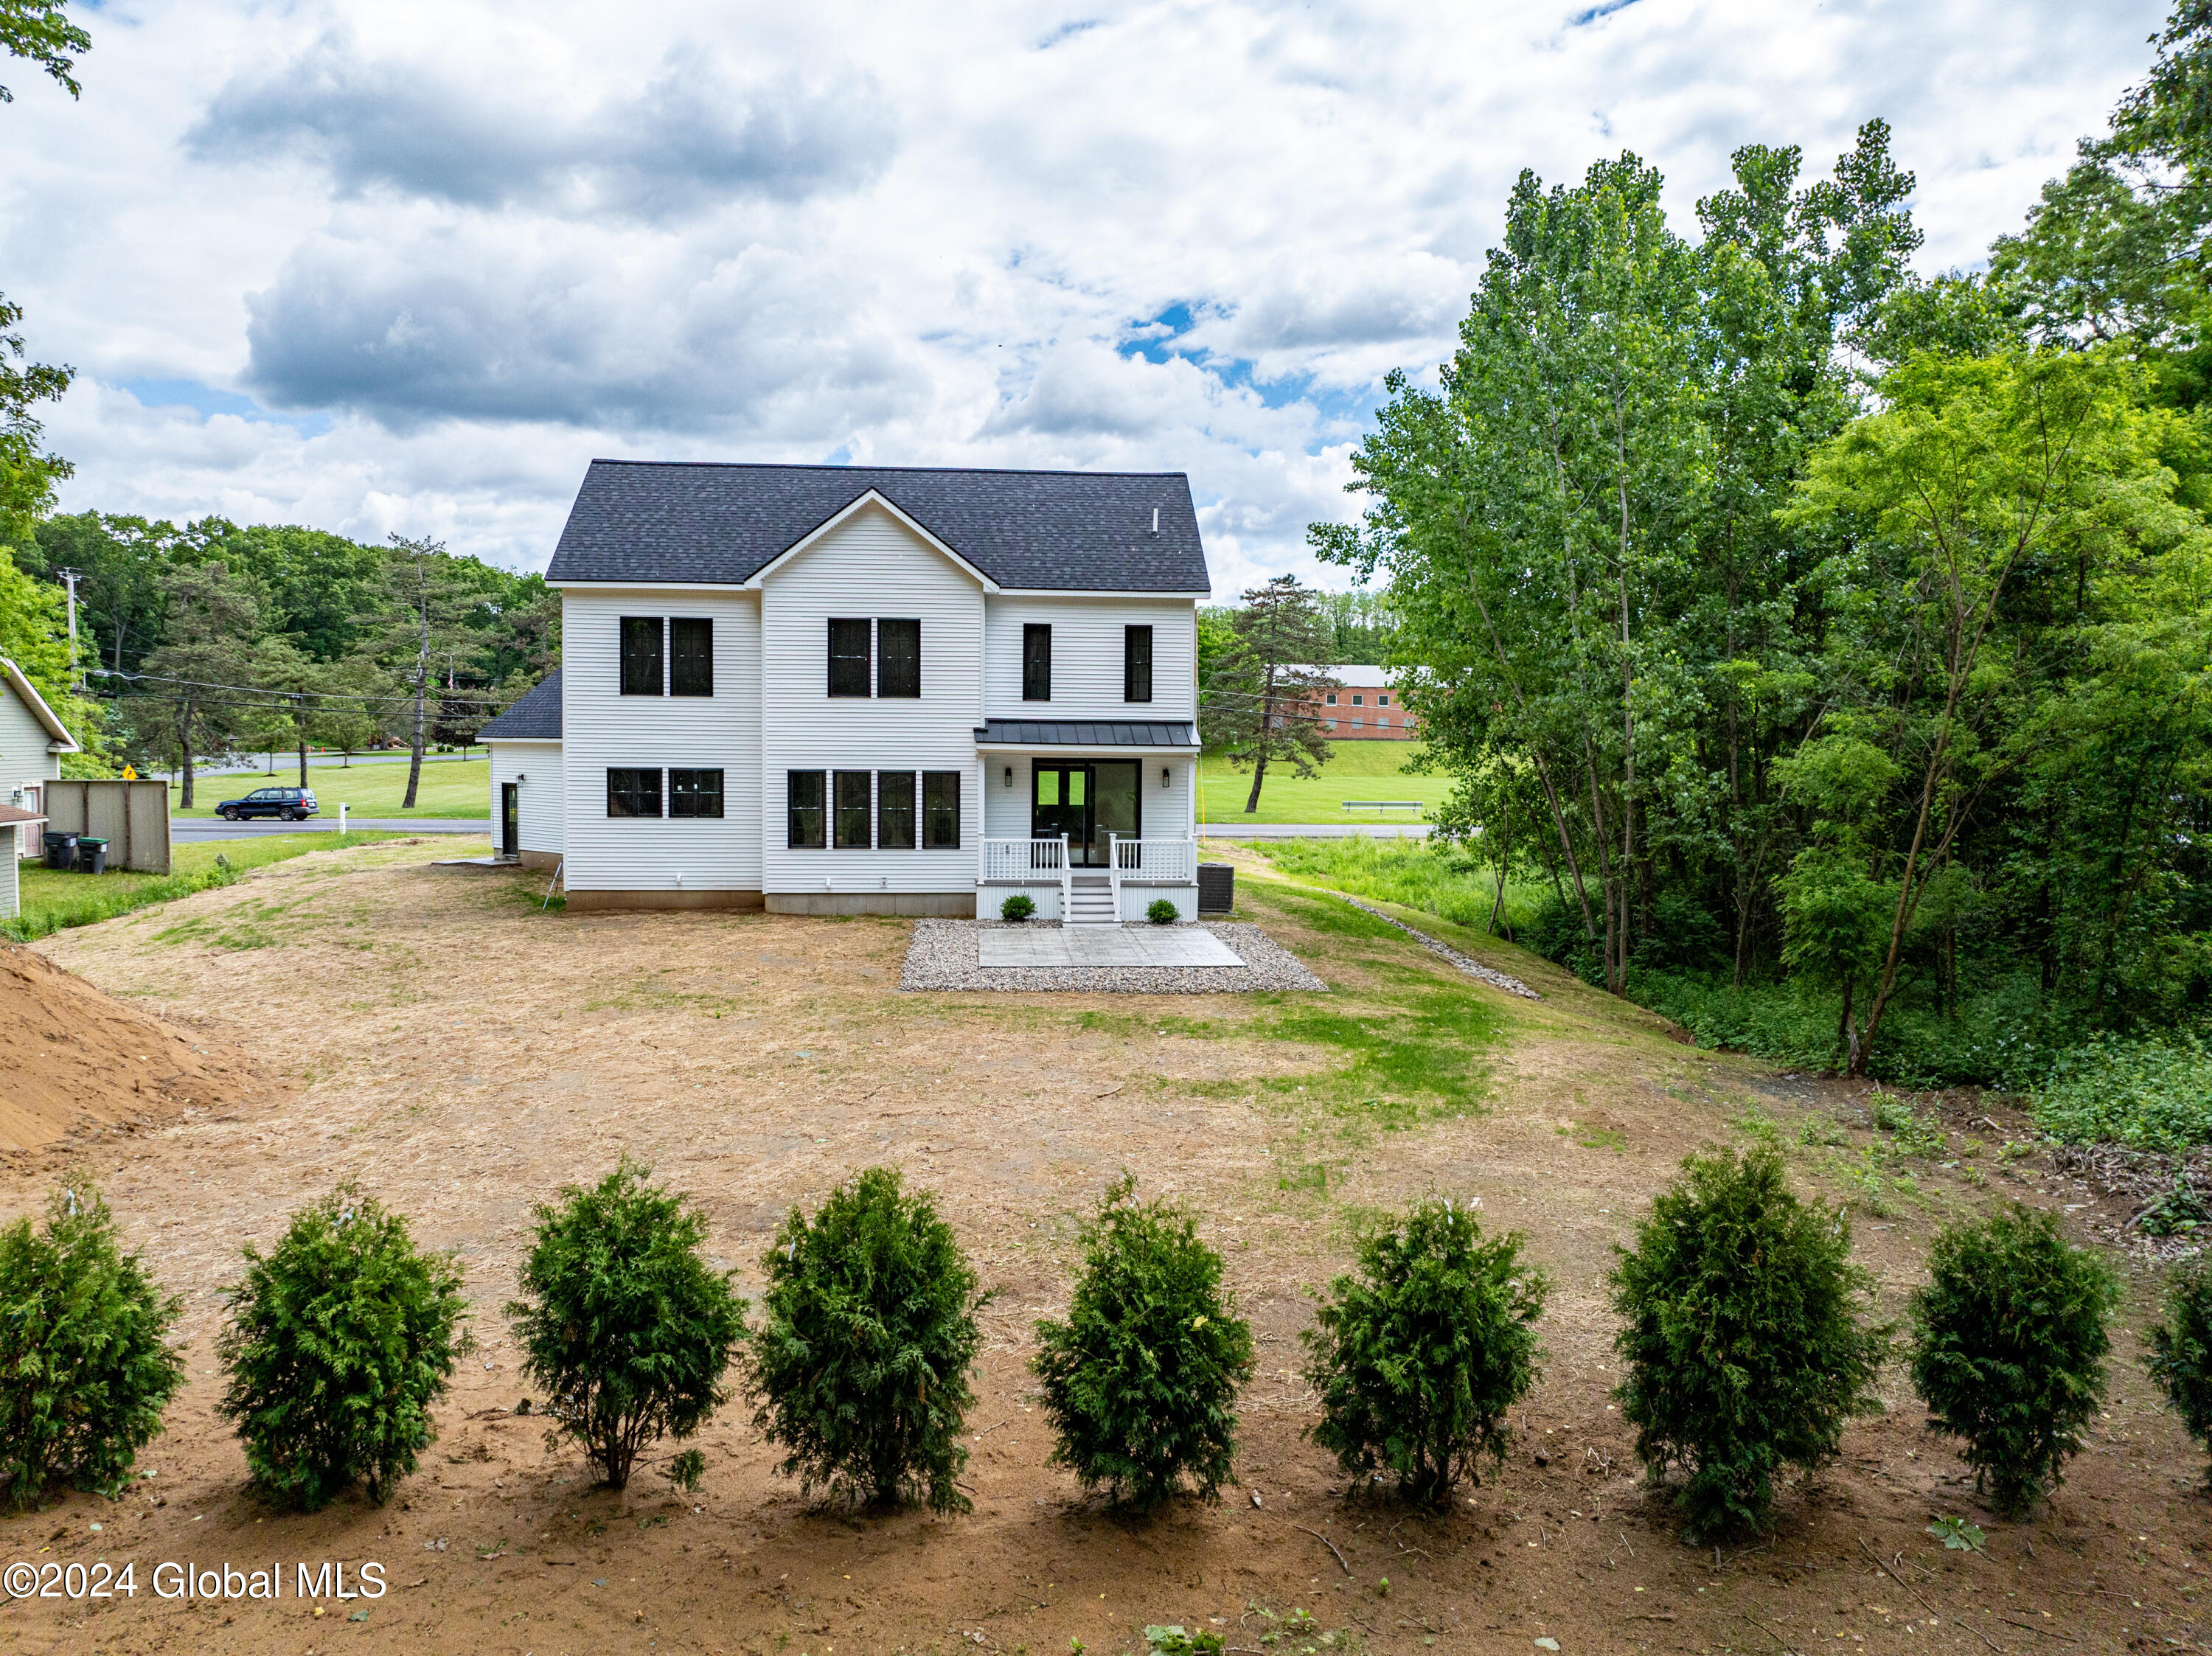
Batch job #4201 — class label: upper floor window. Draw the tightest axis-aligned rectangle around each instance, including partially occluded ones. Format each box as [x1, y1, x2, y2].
[1022, 624, 1051, 701]
[1352, 694, 1364, 706]
[877, 619, 921, 698]
[1377, 693, 1390, 708]
[1124, 625, 1152, 703]
[1325, 692, 1338, 706]
[670, 619, 713, 696]
[619, 617, 663, 695]
[828, 619, 871, 697]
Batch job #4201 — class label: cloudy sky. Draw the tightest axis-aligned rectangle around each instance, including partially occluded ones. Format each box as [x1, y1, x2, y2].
[2, 0, 2168, 591]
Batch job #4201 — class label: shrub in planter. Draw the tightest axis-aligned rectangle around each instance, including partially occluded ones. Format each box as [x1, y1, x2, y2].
[1610, 1144, 1888, 1540]
[748, 1166, 984, 1512]
[1147, 898, 1179, 925]
[508, 1160, 746, 1491]
[1304, 1199, 1546, 1508]
[1001, 893, 1036, 922]
[0, 1183, 183, 1510]
[1034, 1176, 1253, 1512]
[1910, 1206, 2118, 1514]
[2149, 1259, 2212, 1480]
[219, 1185, 467, 1509]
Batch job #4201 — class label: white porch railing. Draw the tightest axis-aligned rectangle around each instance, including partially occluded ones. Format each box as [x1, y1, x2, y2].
[1112, 835, 1197, 886]
[979, 835, 1071, 885]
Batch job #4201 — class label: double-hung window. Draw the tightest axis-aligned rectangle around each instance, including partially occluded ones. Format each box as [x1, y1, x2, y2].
[1124, 625, 1153, 703]
[834, 771, 872, 849]
[827, 619, 871, 697]
[619, 618, 663, 695]
[877, 770, 917, 849]
[670, 619, 713, 696]
[877, 619, 920, 697]
[1022, 625, 1051, 701]
[607, 768, 661, 817]
[669, 768, 723, 818]
[787, 770, 827, 848]
[922, 771, 961, 849]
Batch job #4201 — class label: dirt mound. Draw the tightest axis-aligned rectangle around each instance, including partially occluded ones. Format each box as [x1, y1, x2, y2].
[0, 942, 257, 1152]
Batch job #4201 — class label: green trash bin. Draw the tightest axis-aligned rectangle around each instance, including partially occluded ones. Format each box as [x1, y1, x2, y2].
[76, 836, 108, 875]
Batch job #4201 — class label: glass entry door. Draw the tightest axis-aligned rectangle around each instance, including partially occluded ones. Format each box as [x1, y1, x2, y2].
[1032, 762, 1141, 866]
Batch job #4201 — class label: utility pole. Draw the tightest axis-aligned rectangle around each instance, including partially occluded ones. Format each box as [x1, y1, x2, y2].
[55, 567, 81, 686]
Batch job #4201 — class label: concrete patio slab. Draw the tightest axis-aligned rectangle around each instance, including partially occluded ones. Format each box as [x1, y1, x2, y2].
[977, 925, 1245, 969]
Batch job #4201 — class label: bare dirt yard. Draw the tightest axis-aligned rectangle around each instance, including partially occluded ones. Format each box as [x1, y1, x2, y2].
[2, 836, 2206, 1655]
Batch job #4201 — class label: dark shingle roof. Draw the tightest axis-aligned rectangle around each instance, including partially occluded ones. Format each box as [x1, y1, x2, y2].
[975, 719, 1198, 748]
[478, 669, 562, 741]
[545, 462, 1211, 594]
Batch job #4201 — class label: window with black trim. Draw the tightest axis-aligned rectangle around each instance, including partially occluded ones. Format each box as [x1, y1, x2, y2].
[607, 767, 662, 817]
[834, 770, 872, 848]
[619, 617, 663, 695]
[875, 619, 920, 698]
[1124, 625, 1152, 703]
[922, 770, 961, 848]
[670, 618, 713, 696]
[1022, 624, 1051, 701]
[877, 770, 916, 849]
[828, 619, 871, 697]
[787, 770, 826, 847]
[670, 768, 723, 818]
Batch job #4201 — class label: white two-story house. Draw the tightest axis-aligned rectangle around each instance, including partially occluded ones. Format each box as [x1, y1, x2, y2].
[478, 461, 1211, 922]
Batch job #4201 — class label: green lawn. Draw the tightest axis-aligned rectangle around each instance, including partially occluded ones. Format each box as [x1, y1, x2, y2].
[1199, 740, 1448, 824]
[4, 832, 407, 942]
[171, 756, 491, 818]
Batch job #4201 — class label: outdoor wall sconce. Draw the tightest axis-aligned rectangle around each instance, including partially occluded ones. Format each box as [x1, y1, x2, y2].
[1161, 766, 1170, 788]
[1004, 765, 1013, 788]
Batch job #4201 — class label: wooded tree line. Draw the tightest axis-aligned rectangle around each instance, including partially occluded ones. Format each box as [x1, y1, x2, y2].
[13, 514, 559, 804]
[1319, 15, 2212, 1076]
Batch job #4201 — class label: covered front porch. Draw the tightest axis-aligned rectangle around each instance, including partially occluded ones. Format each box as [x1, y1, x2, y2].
[974, 720, 1200, 924]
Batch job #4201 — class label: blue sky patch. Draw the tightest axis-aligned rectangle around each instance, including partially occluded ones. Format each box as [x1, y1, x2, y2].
[121, 378, 333, 436]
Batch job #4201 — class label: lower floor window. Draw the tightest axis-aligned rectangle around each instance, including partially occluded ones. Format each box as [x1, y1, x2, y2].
[787, 770, 825, 847]
[922, 770, 960, 849]
[877, 770, 916, 849]
[670, 768, 724, 818]
[834, 770, 872, 848]
[606, 768, 661, 818]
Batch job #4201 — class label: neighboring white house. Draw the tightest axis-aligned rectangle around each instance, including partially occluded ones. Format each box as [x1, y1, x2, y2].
[0, 656, 81, 919]
[479, 462, 1211, 921]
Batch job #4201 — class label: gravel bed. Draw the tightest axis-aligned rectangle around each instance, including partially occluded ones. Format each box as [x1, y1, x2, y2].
[1333, 895, 1542, 998]
[898, 920, 1326, 995]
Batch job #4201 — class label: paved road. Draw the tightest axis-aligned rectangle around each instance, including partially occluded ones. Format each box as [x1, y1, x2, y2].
[1199, 822, 1433, 839]
[171, 817, 492, 843]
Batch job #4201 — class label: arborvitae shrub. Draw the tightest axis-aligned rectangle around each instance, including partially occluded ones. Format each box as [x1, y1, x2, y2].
[1033, 1176, 1254, 1512]
[219, 1185, 467, 1509]
[1610, 1144, 1888, 1540]
[2149, 1259, 2212, 1479]
[507, 1160, 746, 1491]
[748, 1166, 984, 1512]
[0, 1183, 183, 1509]
[1304, 1199, 1547, 1509]
[1910, 1206, 2118, 1514]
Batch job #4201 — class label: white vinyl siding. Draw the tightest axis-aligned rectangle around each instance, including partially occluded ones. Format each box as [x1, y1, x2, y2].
[984, 596, 1196, 718]
[487, 741, 564, 857]
[559, 590, 762, 893]
[0, 679, 62, 821]
[760, 504, 983, 898]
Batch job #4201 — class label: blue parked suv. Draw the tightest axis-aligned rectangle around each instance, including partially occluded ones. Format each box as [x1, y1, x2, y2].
[215, 785, 319, 821]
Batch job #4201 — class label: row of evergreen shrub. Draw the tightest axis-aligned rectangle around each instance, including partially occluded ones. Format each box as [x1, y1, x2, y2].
[7, 1152, 2211, 1542]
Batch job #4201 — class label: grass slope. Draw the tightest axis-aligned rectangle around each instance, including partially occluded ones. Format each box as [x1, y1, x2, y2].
[5, 832, 407, 942]
[170, 756, 491, 818]
[1199, 740, 1447, 824]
